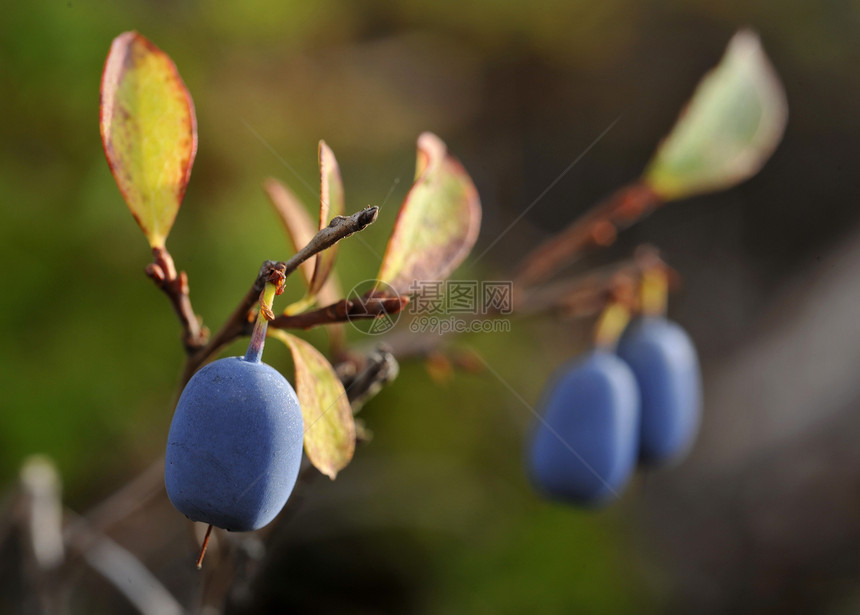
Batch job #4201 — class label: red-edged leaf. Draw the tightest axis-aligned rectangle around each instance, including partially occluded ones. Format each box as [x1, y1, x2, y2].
[377, 133, 481, 296]
[309, 141, 345, 294]
[269, 330, 355, 479]
[100, 31, 197, 248]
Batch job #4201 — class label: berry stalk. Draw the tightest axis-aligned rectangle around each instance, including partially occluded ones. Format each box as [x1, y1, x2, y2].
[245, 265, 286, 363]
[639, 267, 668, 317]
[593, 302, 631, 349]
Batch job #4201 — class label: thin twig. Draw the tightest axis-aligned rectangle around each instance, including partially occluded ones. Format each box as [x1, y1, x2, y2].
[283, 206, 379, 279]
[517, 259, 640, 317]
[336, 347, 400, 409]
[180, 206, 379, 384]
[515, 246, 675, 317]
[268, 296, 409, 331]
[514, 181, 662, 288]
[146, 247, 209, 353]
[366, 247, 674, 364]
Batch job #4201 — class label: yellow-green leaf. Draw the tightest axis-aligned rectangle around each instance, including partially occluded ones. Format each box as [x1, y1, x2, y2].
[643, 30, 787, 201]
[377, 133, 482, 296]
[263, 177, 317, 286]
[100, 31, 197, 249]
[309, 141, 345, 294]
[270, 330, 355, 479]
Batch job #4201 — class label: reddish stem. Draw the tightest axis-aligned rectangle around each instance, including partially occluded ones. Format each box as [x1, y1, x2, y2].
[179, 208, 379, 385]
[518, 246, 676, 318]
[514, 181, 662, 288]
[145, 247, 209, 353]
[269, 296, 409, 330]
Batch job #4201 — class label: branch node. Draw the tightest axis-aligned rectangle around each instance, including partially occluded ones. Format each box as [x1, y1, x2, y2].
[181, 208, 379, 384]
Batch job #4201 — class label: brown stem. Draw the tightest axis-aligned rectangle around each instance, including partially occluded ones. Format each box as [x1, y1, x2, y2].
[367, 247, 675, 365]
[514, 181, 662, 289]
[269, 296, 409, 331]
[518, 246, 676, 318]
[180, 207, 380, 385]
[145, 247, 209, 353]
[335, 347, 400, 409]
[283, 206, 379, 278]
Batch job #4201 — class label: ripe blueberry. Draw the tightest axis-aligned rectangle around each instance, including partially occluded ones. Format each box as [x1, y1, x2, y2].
[528, 350, 640, 505]
[165, 356, 304, 531]
[617, 316, 702, 466]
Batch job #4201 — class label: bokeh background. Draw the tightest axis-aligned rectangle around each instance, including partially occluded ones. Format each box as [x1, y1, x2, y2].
[2, 1, 860, 613]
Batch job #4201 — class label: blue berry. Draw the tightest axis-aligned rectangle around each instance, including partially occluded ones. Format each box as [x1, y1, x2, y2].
[528, 350, 640, 505]
[617, 317, 702, 466]
[165, 357, 304, 531]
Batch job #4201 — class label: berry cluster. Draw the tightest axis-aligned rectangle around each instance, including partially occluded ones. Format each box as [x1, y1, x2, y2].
[528, 315, 702, 506]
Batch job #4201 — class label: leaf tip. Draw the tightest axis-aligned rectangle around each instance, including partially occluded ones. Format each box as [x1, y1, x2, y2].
[377, 132, 482, 295]
[415, 132, 447, 180]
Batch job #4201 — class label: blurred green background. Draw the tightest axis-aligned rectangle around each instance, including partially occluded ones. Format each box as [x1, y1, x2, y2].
[2, 1, 859, 613]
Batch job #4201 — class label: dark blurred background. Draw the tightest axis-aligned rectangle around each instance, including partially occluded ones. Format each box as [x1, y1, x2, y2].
[1, 1, 859, 613]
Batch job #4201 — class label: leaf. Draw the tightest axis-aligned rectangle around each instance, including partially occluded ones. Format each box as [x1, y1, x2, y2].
[643, 30, 787, 201]
[377, 133, 482, 296]
[309, 141, 345, 294]
[270, 330, 355, 479]
[100, 31, 197, 248]
[263, 178, 318, 286]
